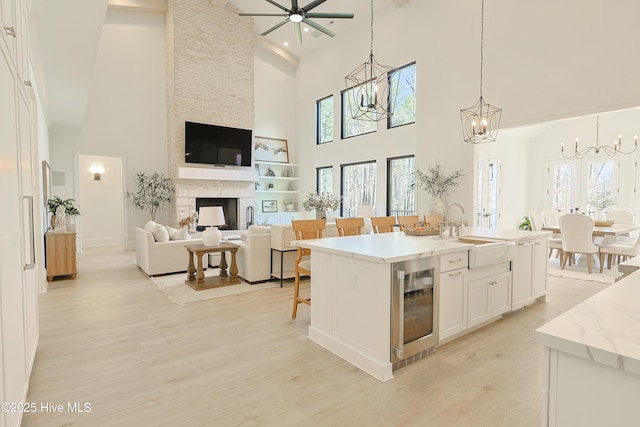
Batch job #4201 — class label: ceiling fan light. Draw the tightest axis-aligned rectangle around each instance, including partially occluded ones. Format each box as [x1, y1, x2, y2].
[290, 13, 303, 22]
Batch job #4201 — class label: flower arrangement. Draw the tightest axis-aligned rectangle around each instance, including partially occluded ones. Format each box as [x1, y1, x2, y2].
[413, 163, 465, 199]
[588, 189, 616, 210]
[302, 191, 341, 213]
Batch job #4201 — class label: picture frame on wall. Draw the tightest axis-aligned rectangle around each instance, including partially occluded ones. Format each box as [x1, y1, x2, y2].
[254, 136, 289, 163]
[262, 200, 278, 213]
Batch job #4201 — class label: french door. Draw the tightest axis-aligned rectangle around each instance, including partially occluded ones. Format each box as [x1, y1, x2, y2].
[475, 159, 501, 228]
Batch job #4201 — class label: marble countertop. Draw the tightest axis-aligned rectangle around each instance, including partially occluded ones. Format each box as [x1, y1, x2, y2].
[294, 232, 474, 264]
[535, 270, 640, 376]
[461, 227, 550, 242]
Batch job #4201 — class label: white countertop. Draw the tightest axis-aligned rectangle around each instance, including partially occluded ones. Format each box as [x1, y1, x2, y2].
[462, 227, 550, 242]
[535, 270, 640, 376]
[294, 232, 474, 264]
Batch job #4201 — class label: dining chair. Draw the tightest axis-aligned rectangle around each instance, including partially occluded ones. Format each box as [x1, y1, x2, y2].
[423, 214, 442, 228]
[605, 210, 636, 243]
[542, 210, 560, 227]
[335, 217, 365, 236]
[530, 211, 563, 259]
[371, 216, 396, 233]
[558, 214, 599, 274]
[397, 215, 420, 231]
[291, 218, 326, 319]
[598, 233, 640, 272]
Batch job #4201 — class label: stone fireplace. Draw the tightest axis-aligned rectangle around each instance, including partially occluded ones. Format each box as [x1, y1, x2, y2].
[166, 1, 255, 230]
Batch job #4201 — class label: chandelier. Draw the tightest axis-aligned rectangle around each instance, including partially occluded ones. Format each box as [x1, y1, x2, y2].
[344, 0, 397, 122]
[460, 0, 502, 144]
[561, 116, 638, 159]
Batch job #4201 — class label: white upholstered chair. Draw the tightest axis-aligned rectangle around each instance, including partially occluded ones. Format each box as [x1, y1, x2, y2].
[605, 210, 636, 244]
[558, 214, 599, 274]
[599, 234, 640, 272]
[530, 211, 563, 259]
[542, 210, 560, 227]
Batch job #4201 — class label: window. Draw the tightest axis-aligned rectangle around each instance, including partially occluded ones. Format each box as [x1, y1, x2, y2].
[549, 162, 576, 212]
[316, 166, 333, 196]
[585, 160, 615, 213]
[387, 156, 415, 216]
[388, 62, 416, 128]
[341, 161, 377, 217]
[316, 95, 333, 144]
[341, 86, 377, 139]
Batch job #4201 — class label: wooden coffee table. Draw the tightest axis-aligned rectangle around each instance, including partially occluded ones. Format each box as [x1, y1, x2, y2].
[184, 242, 240, 291]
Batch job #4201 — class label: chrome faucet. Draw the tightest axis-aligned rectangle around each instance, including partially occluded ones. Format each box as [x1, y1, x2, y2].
[440, 203, 466, 237]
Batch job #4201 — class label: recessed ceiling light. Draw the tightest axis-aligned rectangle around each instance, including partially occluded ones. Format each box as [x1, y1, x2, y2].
[283, 42, 289, 46]
[303, 27, 309, 32]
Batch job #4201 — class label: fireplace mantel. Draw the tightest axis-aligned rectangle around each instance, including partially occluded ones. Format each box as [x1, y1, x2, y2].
[177, 166, 258, 182]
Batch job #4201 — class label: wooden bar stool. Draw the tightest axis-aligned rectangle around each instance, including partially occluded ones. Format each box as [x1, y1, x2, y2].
[423, 214, 442, 228]
[335, 217, 365, 236]
[397, 215, 420, 231]
[291, 218, 326, 319]
[370, 216, 396, 233]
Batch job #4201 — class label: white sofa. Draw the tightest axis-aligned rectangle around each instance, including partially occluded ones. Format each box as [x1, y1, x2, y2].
[210, 225, 271, 283]
[136, 226, 207, 276]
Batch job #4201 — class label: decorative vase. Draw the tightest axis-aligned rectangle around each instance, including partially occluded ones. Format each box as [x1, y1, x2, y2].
[66, 216, 76, 232]
[286, 204, 295, 211]
[202, 226, 222, 246]
[316, 210, 326, 220]
[431, 198, 446, 216]
[595, 210, 607, 222]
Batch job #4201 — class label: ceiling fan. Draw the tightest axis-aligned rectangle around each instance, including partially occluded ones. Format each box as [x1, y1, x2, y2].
[239, 0, 354, 44]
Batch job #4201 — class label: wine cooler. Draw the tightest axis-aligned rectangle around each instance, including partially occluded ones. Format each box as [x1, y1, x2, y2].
[391, 257, 439, 363]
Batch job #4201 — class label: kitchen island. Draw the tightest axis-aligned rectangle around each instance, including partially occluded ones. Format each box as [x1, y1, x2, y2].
[295, 228, 549, 382]
[535, 270, 640, 426]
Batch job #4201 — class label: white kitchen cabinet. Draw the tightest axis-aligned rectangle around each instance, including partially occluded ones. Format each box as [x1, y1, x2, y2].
[439, 267, 467, 341]
[467, 271, 511, 329]
[255, 211, 305, 226]
[512, 236, 548, 310]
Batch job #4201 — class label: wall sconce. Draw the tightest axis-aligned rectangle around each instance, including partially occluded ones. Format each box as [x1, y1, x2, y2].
[90, 165, 104, 180]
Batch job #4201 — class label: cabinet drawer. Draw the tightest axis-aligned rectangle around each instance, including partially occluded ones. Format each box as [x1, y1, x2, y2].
[440, 252, 468, 272]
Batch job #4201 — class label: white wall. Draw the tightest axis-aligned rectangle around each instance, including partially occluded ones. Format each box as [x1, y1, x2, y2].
[50, 9, 167, 248]
[291, 0, 640, 223]
[78, 154, 124, 248]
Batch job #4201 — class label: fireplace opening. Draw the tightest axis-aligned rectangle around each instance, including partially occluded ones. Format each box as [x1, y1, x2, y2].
[195, 198, 238, 230]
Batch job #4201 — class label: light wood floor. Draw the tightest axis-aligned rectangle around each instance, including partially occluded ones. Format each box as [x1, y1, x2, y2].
[23, 248, 608, 427]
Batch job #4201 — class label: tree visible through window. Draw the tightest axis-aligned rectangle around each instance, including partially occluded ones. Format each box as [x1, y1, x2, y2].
[550, 164, 575, 212]
[586, 161, 614, 213]
[388, 62, 416, 128]
[316, 95, 333, 144]
[317, 166, 333, 196]
[341, 161, 377, 217]
[387, 156, 415, 216]
[341, 86, 377, 139]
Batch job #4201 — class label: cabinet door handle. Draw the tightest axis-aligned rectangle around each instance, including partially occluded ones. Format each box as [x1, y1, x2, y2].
[449, 258, 463, 263]
[448, 271, 463, 277]
[517, 241, 535, 246]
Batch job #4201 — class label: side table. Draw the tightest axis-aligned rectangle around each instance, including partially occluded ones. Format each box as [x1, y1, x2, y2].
[270, 247, 297, 287]
[184, 242, 239, 291]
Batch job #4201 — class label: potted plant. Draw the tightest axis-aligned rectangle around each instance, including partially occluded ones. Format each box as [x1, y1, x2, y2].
[47, 196, 81, 230]
[412, 163, 465, 215]
[302, 191, 341, 219]
[518, 216, 532, 231]
[127, 172, 175, 221]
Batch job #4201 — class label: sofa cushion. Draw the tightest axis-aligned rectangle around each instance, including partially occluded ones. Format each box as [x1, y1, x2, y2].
[168, 227, 189, 241]
[248, 225, 271, 235]
[148, 222, 169, 242]
[144, 220, 157, 232]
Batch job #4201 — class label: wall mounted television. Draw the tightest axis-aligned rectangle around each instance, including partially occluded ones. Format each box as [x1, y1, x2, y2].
[185, 121, 252, 167]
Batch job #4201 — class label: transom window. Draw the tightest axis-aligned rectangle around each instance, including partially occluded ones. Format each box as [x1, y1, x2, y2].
[341, 86, 377, 139]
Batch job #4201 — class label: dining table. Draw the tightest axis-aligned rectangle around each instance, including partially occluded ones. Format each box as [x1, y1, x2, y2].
[542, 223, 640, 237]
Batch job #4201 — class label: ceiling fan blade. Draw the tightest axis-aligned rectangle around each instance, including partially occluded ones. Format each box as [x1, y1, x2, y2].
[239, 13, 289, 17]
[265, 0, 291, 13]
[261, 18, 291, 36]
[301, 0, 327, 12]
[294, 21, 303, 44]
[305, 12, 354, 19]
[302, 18, 336, 37]
[291, 0, 299, 9]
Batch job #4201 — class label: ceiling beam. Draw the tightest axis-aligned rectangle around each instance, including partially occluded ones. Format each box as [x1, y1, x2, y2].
[256, 37, 299, 69]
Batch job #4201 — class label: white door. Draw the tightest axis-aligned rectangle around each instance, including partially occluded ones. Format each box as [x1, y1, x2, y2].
[475, 159, 501, 228]
[547, 159, 579, 212]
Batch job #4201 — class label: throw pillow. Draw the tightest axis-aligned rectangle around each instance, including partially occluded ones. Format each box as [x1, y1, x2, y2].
[144, 220, 157, 232]
[169, 228, 189, 241]
[149, 223, 169, 242]
[165, 225, 177, 235]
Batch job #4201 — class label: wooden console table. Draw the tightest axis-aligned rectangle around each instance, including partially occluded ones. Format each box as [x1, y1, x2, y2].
[185, 242, 239, 291]
[45, 230, 77, 282]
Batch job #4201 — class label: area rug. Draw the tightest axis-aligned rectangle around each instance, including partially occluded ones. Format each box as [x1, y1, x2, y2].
[150, 269, 280, 305]
[547, 259, 622, 284]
